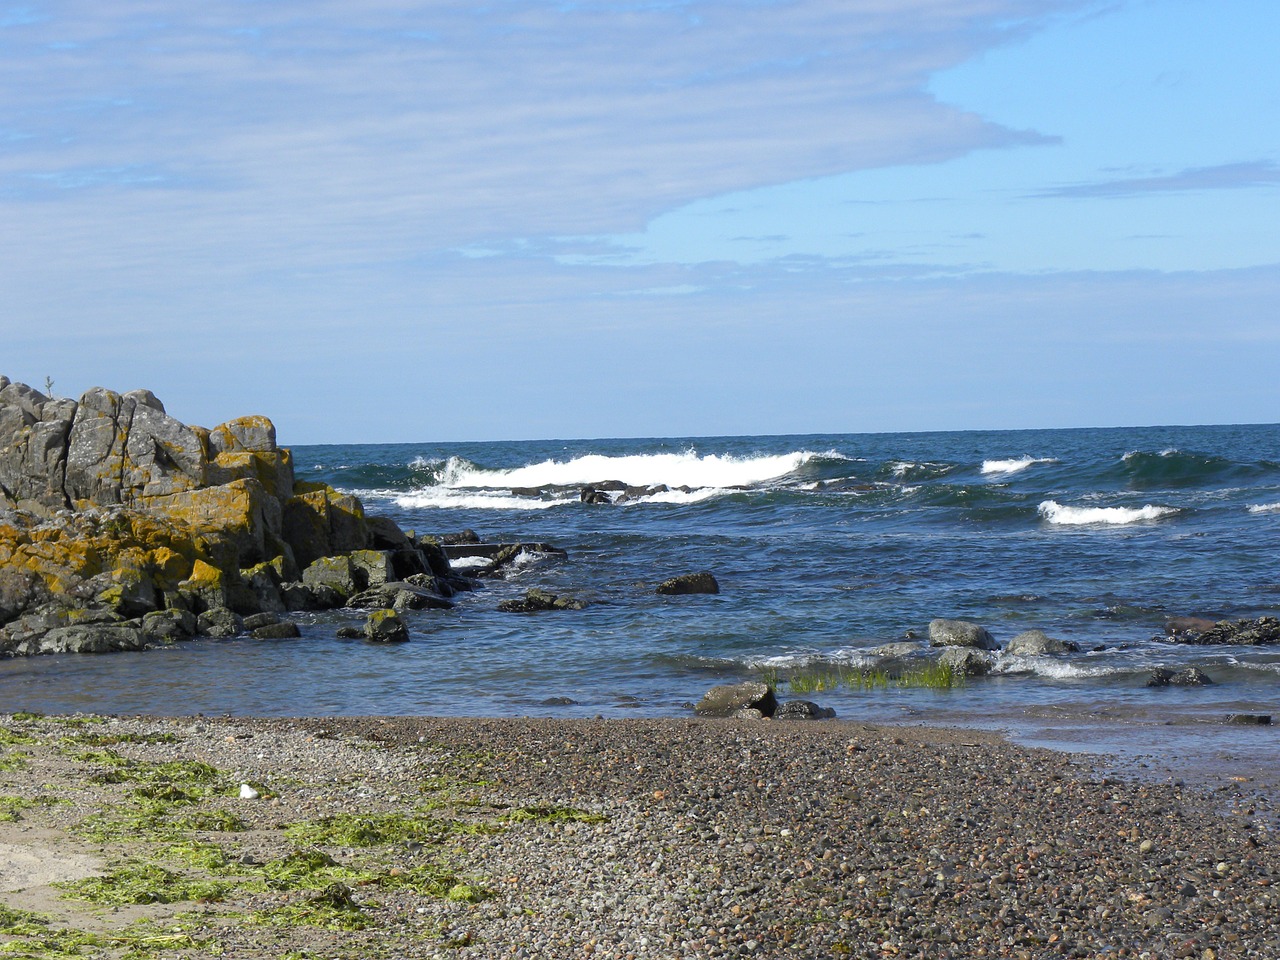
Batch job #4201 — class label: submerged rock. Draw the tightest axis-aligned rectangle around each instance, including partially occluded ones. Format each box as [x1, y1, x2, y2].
[1004, 629, 1079, 656]
[363, 609, 409, 644]
[656, 572, 720, 596]
[775, 699, 836, 720]
[938, 647, 993, 677]
[497, 588, 588, 613]
[1146, 667, 1214, 687]
[1160, 616, 1280, 646]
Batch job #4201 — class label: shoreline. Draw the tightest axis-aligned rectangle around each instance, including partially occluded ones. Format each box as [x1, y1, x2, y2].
[2, 713, 1278, 958]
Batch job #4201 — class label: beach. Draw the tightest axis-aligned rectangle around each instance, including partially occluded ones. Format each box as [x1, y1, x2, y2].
[1, 713, 1276, 959]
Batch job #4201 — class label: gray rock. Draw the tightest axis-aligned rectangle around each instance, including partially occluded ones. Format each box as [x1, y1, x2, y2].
[497, 588, 587, 613]
[1004, 629, 1079, 656]
[336, 626, 363, 640]
[656, 572, 720, 596]
[364, 609, 409, 644]
[39, 622, 148, 655]
[197, 607, 244, 638]
[250, 620, 301, 640]
[1161, 616, 1280, 646]
[695, 681, 777, 718]
[928, 618, 998, 651]
[1146, 667, 1214, 687]
[775, 700, 836, 720]
[870, 641, 926, 658]
[1226, 713, 1272, 725]
[141, 609, 197, 644]
[242, 612, 281, 631]
[302, 556, 358, 601]
[938, 647, 993, 677]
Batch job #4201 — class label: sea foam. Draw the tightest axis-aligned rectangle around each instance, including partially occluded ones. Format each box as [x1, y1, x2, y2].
[982, 456, 1056, 475]
[1248, 502, 1280, 514]
[1038, 500, 1178, 525]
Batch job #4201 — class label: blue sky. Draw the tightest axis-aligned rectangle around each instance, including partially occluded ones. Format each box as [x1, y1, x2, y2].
[2, 0, 1276, 443]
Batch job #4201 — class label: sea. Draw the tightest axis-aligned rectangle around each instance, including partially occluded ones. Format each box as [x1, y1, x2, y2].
[5, 423, 1280, 781]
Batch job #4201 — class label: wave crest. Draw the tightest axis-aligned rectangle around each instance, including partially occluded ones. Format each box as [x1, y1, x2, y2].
[982, 456, 1057, 475]
[1038, 500, 1179, 526]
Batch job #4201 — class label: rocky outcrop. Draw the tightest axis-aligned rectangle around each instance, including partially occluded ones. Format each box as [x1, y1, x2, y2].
[1158, 616, 1280, 646]
[497, 588, 588, 613]
[0, 377, 454, 657]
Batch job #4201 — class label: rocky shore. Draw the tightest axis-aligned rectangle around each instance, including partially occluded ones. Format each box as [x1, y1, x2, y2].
[0, 712, 1276, 959]
[0, 377, 461, 657]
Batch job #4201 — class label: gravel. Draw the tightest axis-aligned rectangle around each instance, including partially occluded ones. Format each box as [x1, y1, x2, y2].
[2, 713, 1277, 958]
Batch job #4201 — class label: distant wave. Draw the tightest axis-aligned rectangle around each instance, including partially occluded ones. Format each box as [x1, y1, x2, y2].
[981, 456, 1057, 475]
[1248, 502, 1280, 514]
[395, 449, 840, 510]
[1038, 500, 1179, 526]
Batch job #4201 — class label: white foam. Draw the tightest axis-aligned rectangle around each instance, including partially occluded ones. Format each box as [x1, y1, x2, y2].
[393, 490, 568, 511]
[1248, 502, 1280, 514]
[982, 456, 1056, 475]
[1038, 500, 1178, 526]
[994, 656, 1118, 679]
[444, 449, 827, 490]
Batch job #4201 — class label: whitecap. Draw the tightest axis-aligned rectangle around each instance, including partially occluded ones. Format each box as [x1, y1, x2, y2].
[994, 656, 1120, 679]
[393, 490, 569, 511]
[1038, 500, 1179, 526]
[1248, 502, 1280, 514]
[981, 456, 1056, 475]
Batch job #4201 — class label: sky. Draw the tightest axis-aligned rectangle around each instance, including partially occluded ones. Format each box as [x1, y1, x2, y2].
[2, 0, 1277, 444]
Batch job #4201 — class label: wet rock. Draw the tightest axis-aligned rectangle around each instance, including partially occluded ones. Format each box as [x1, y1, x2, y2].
[1161, 616, 1280, 646]
[1226, 713, 1272, 725]
[929, 618, 998, 650]
[580, 487, 614, 504]
[775, 700, 836, 720]
[695, 681, 777, 718]
[1146, 667, 1214, 687]
[938, 646, 993, 677]
[347, 582, 455, 612]
[364, 609, 409, 643]
[250, 620, 301, 640]
[197, 607, 243, 638]
[335, 626, 363, 640]
[1004, 629, 1079, 656]
[497, 588, 588, 613]
[870, 641, 926, 658]
[141, 608, 197, 644]
[656, 572, 720, 596]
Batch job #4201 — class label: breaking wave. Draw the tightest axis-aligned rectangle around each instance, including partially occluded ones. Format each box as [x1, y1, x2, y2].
[982, 456, 1057, 475]
[1038, 500, 1179, 526]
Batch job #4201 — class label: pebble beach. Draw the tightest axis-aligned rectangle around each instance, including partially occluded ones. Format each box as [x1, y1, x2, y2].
[1, 713, 1277, 959]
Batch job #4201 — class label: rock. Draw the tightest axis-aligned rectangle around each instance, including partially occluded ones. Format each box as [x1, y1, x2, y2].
[497, 588, 588, 613]
[656, 572, 720, 596]
[250, 620, 301, 640]
[1226, 713, 1272, 725]
[364, 609, 409, 644]
[695, 681, 777, 718]
[197, 607, 244, 638]
[928, 618, 998, 651]
[938, 647, 993, 677]
[1146, 667, 1215, 687]
[346, 582, 454, 612]
[335, 626, 363, 640]
[1004, 629, 1079, 656]
[0, 377, 452, 656]
[1160, 616, 1280, 646]
[1164, 616, 1218, 639]
[870, 641, 925, 659]
[775, 700, 836, 720]
[579, 487, 613, 504]
[141, 609, 197, 644]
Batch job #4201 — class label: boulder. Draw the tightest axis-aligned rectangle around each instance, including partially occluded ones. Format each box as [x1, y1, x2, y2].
[346, 582, 454, 612]
[197, 607, 243, 638]
[1146, 667, 1214, 687]
[1160, 616, 1280, 646]
[656, 572, 720, 596]
[938, 647, 993, 677]
[870, 641, 926, 659]
[775, 700, 836, 720]
[928, 618, 998, 651]
[497, 588, 587, 613]
[1004, 629, 1079, 656]
[364, 609, 409, 644]
[695, 681, 777, 718]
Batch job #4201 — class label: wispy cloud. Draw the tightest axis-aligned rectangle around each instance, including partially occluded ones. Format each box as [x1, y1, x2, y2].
[1037, 160, 1280, 199]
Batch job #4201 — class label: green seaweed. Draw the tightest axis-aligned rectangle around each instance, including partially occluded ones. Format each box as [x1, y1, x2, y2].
[57, 861, 233, 906]
[252, 882, 371, 931]
[498, 804, 606, 825]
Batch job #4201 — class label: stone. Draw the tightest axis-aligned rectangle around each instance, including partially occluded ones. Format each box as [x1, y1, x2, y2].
[775, 700, 836, 720]
[1004, 629, 1079, 656]
[141, 608, 197, 644]
[870, 641, 926, 658]
[496, 588, 587, 613]
[928, 618, 998, 651]
[1146, 667, 1214, 687]
[938, 647, 993, 677]
[1161, 616, 1280, 646]
[695, 681, 777, 718]
[197, 607, 244, 638]
[335, 626, 364, 640]
[656, 572, 720, 596]
[302, 555, 358, 602]
[250, 620, 301, 640]
[1226, 713, 1272, 725]
[364, 609, 409, 643]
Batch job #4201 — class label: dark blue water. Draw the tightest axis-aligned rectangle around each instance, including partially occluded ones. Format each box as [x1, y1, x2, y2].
[4, 424, 1279, 767]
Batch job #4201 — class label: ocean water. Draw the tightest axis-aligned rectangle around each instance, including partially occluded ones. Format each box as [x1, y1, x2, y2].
[5, 424, 1280, 771]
